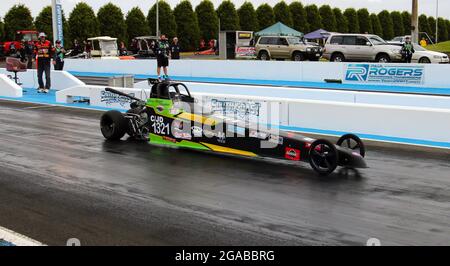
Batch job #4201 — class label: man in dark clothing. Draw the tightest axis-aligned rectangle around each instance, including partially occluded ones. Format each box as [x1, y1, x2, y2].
[170, 37, 181, 60]
[85, 41, 92, 58]
[24, 40, 34, 69]
[53, 40, 65, 71]
[9, 43, 17, 55]
[17, 41, 27, 62]
[155, 34, 171, 81]
[130, 39, 139, 55]
[401, 36, 415, 63]
[119, 42, 128, 56]
[72, 39, 82, 57]
[35, 32, 53, 93]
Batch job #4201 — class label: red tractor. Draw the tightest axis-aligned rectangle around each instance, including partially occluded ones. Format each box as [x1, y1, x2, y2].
[1, 30, 39, 56]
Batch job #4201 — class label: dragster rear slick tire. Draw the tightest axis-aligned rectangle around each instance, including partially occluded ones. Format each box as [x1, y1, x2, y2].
[100, 110, 128, 141]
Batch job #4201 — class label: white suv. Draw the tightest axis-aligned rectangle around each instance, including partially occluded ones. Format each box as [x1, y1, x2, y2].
[323, 34, 403, 63]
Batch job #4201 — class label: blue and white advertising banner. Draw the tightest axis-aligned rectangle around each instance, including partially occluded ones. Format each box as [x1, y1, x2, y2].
[52, 0, 64, 45]
[345, 64, 425, 85]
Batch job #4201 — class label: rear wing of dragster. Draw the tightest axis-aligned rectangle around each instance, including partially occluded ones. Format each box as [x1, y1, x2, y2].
[104, 87, 143, 102]
[104, 78, 171, 103]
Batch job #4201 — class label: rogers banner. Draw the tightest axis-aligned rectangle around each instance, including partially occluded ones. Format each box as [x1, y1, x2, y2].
[345, 64, 425, 85]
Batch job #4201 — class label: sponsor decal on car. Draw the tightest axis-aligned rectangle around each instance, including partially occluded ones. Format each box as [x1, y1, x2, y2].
[345, 64, 424, 85]
[172, 120, 191, 140]
[285, 147, 301, 161]
[173, 132, 192, 140]
[163, 136, 177, 143]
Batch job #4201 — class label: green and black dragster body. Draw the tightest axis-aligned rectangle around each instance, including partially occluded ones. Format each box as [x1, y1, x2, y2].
[100, 79, 367, 175]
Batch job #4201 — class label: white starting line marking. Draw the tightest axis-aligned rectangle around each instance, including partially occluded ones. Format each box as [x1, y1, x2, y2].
[0, 226, 46, 246]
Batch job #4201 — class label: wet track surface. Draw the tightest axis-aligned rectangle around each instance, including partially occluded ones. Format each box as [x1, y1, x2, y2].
[0, 100, 449, 246]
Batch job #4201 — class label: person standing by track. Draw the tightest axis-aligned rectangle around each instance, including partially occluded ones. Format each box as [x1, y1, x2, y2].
[170, 37, 181, 60]
[53, 40, 65, 71]
[420, 37, 428, 47]
[24, 40, 34, 69]
[401, 36, 415, 63]
[155, 34, 171, 81]
[35, 32, 53, 93]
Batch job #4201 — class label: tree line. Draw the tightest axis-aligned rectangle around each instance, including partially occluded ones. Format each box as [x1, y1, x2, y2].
[1, 0, 450, 52]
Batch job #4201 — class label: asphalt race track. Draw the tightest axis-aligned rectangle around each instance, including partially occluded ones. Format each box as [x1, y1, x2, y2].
[0, 99, 449, 246]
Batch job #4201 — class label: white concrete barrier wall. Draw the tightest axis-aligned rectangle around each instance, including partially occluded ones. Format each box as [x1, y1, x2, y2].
[135, 81, 450, 110]
[287, 100, 450, 143]
[64, 59, 328, 82]
[64, 59, 190, 77]
[56, 85, 150, 110]
[422, 64, 450, 88]
[0, 74, 23, 97]
[197, 93, 450, 145]
[64, 59, 450, 88]
[0, 68, 85, 91]
[188, 60, 302, 81]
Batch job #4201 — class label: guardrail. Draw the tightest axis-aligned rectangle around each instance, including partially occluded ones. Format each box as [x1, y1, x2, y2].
[135, 81, 450, 110]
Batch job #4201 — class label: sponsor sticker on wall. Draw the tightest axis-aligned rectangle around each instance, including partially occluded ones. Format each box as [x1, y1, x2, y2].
[100, 90, 134, 107]
[210, 98, 262, 121]
[235, 46, 256, 59]
[345, 64, 425, 85]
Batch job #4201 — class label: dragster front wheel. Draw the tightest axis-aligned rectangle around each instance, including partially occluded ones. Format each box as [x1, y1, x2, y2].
[337, 134, 366, 158]
[309, 139, 339, 176]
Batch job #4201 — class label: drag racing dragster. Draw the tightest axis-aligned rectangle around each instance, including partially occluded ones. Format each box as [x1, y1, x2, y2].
[100, 80, 367, 175]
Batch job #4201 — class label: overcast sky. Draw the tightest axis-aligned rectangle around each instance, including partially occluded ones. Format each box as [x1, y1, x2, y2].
[1, 0, 448, 19]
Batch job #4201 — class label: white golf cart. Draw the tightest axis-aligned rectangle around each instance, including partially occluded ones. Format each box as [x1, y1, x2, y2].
[87, 36, 119, 59]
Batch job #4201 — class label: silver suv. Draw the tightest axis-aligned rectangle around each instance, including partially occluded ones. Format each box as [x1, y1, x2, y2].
[323, 34, 403, 63]
[255, 36, 322, 61]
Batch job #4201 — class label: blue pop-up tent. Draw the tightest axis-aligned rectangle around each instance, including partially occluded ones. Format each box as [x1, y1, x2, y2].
[304, 29, 330, 40]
